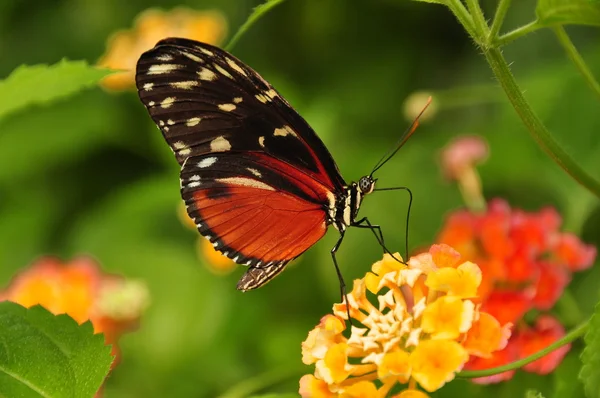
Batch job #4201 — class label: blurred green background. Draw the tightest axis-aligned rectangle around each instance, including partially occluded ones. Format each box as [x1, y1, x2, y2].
[1, 0, 599, 397]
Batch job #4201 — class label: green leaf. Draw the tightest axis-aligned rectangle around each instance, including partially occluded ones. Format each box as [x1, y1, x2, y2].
[536, 0, 600, 26]
[580, 303, 600, 398]
[0, 60, 112, 121]
[0, 302, 113, 398]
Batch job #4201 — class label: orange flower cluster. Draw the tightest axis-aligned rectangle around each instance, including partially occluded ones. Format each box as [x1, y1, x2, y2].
[300, 244, 511, 397]
[438, 198, 596, 382]
[0, 256, 148, 363]
[98, 7, 227, 90]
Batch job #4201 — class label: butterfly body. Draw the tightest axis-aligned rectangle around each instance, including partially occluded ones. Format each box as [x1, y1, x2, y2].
[136, 38, 376, 291]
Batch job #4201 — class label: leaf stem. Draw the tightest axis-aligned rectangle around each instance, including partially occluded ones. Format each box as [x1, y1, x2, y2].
[553, 26, 600, 102]
[459, 321, 589, 378]
[488, 0, 511, 43]
[482, 46, 600, 198]
[224, 0, 286, 51]
[495, 20, 542, 46]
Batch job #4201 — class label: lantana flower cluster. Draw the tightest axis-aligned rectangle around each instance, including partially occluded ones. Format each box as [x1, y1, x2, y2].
[300, 244, 511, 397]
[438, 198, 596, 381]
[0, 256, 149, 364]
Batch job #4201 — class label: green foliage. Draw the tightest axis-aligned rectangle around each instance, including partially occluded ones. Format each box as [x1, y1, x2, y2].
[0, 0, 599, 397]
[580, 303, 600, 398]
[225, 0, 288, 51]
[536, 0, 600, 26]
[0, 60, 111, 122]
[525, 390, 545, 398]
[0, 302, 113, 398]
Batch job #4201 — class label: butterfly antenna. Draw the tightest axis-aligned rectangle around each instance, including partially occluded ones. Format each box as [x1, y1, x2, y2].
[370, 96, 432, 176]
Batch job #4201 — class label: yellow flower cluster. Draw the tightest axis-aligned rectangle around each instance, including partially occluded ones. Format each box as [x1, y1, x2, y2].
[300, 244, 511, 397]
[98, 7, 227, 90]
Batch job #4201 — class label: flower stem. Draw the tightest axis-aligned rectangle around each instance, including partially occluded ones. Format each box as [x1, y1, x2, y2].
[465, 0, 489, 40]
[458, 321, 589, 378]
[495, 20, 542, 46]
[225, 0, 286, 51]
[482, 47, 600, 198]
[446, 0, 478, 39]
[218, 366, 303, 398]
[488, 0, 511, 43]
[553, 26, 600, 102]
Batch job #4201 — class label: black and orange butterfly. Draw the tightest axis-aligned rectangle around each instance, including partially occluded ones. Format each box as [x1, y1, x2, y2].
[135, 38, 428, 294]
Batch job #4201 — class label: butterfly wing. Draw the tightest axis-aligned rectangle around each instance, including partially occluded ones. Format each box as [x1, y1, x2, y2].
[135, 37, 345, 191]
[181, 152, 333, 290]
[135, 38, 344, 288]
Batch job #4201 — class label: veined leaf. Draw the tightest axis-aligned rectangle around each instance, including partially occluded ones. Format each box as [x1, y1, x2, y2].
[0, 302, 113, 398]
[0, 59, 112, 121]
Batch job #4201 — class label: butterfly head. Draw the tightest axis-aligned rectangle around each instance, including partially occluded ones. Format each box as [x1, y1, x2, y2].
[358, 175, 376, 195]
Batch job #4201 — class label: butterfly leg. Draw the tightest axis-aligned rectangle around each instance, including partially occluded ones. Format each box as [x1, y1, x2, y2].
[351, 217, 406, 264]
[331, 231, 352, 322]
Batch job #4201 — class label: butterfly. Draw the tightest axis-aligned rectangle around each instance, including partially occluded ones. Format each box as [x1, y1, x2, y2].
[135, 38, 429, 295]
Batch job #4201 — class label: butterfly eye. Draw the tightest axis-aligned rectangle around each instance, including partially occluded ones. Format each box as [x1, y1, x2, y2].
[359, 176, 375, 194]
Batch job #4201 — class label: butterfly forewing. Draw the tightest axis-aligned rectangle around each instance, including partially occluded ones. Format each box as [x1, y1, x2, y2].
[136, 38, 346, 289]
[136, 38, 345, 191]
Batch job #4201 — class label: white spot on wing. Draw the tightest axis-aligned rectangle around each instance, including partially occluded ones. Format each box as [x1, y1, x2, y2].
[247, 168, 262, 178]
[198, 47, 214, 56]
[265, 89, 277, 99]
[187, 181, 201, 188]
[210, 136, 232, 152]
[258, 136, 265, 147]
[186, 117, 201, 127]
[148, 64, 180, 74]
[215, 177, 275, 191]
[218, 103, 236, 112]
[226, 58, 247, 76]
[198, 157, 217, 168]
[214, 64, 233, 79]
[167, 119, 175, 125]
[148, 101, 155, 106]
[161, 97, 175, 108]
[181, 51, 204, 63]
[173, 141, 187, 149]
[233, 97, 243, 104]
[273, 125, 297, 137]
[255, 93, 269, 103]
[178, 148, 191, 156]
[170, 81, 199, 90]
[189, 175, 200, 181]
[143, 83, 154, 91]
[157, 54, 174, 61]
[198, 67, 216, 81]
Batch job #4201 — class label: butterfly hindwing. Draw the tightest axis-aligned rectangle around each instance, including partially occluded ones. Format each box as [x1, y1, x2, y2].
[181, 152, 330, 289]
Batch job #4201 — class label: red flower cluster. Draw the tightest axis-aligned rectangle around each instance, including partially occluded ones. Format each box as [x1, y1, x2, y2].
[437, 198, 596, 382]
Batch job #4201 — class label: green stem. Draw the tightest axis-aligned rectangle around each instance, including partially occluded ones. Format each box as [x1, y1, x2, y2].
[488, 0, 511, 43]
[459, 321, 588, 378]
[218, 367, 303, 398]
[465, 0, 489, 40]
[495, 20, 542, 46]
[553, 26, 600, 102]
[446, 0, 478, 39]
[224, 0, 286, 51]
[482, 47, 600, 198]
